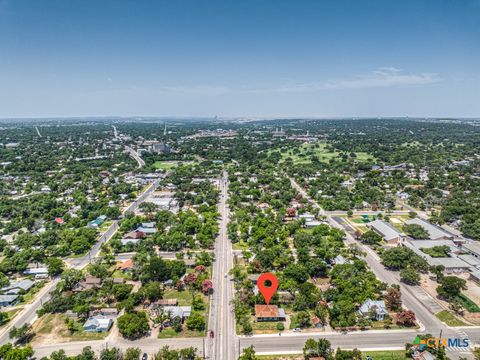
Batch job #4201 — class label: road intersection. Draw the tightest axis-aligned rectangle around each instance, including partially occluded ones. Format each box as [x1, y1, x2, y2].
[3, 173, 478, 359]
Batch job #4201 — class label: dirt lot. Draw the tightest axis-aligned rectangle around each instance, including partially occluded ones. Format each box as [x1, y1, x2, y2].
[420, 274, 480, 325]
[32, 314, 107, 345]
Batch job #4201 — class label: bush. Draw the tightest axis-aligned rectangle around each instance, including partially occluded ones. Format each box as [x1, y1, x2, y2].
[276, 323, 285, 331]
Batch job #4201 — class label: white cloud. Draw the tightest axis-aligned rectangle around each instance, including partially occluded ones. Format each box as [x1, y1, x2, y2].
[249, 67, 443, 93]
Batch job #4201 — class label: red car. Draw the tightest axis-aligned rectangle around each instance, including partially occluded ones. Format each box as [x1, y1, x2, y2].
[209, 330, 214, 338]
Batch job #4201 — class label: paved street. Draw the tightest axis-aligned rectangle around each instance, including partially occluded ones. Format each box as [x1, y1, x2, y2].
[3, 174, 478, 358]
[125, 145, 145, 168]
[208, 171, 237, 360]
[0, 177, 161, 347]
[289, 177, 476, 359]
[32, 338, 205, 358]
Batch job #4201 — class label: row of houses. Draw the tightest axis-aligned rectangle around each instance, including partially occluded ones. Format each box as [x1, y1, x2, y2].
[0, 279, 36, 307]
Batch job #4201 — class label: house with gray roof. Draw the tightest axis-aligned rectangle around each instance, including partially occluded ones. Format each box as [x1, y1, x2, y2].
[83, 316, 113, 332]
[162, 306, 192, 320]
[0, 295, 19, 307]
[136, 222, 157, 234]
[1, 279, 35, 295]
[358, 299, 388, 321]
[24, 267, 48, 276]
[462, 241, 480, 258]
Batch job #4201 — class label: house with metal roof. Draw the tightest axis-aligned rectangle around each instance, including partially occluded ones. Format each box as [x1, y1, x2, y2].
[162, 306, 192, 319]
[405, 218, 454, 240]
[367, 220, 404, 245]
[83, 316, 113, 332]
[462, 241, 480, 258]
[1, 279, 35, 295]
[23, 267, 48, 276]
[0, 295, 19, 307]
[136, 222, 157, 234]
[358, 299, 388, 321]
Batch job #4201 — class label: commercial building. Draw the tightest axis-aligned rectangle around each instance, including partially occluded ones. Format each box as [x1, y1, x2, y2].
[405, 218, 454, 240]
[366, 220, 404, 245]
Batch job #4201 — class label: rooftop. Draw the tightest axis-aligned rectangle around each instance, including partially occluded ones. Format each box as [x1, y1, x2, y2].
[406, 218, 454, 240]
[368, 220, 403, 241]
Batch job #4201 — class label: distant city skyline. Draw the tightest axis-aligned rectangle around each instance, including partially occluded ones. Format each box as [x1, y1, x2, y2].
[0, 0, 479, 118]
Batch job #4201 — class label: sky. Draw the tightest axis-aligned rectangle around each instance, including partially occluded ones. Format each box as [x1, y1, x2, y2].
[0, 0, 479, 118]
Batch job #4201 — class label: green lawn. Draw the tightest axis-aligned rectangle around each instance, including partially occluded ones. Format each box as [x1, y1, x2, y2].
[0, 308, 22, 329]
[163, 289, 195, 306]
[456, 294, 480, 313]
[270, 142, 375, 165]
[435, 310, 468, 326]
[111, 269, 132, 280]
[99, 220, 113, 232]
[158, 328, 204, 338]
[153, 161, 179, 170]
[232, 241, 249, 251]
[361, 350, 408, 360]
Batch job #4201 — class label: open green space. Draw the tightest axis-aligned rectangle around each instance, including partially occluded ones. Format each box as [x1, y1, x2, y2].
[435, 310, 468, 326]
[153, 161, 179, 170]
[270, 142, 375, 165]
[163, 289, 195, 306]
[456, 293, 480, 313]
[158, 328, 205, 338]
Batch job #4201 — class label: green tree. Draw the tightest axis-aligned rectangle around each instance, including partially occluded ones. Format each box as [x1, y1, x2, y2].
[335, 348, 362, 360]
[186, 312, 205, 331]
[117, 312, 150, 339]
[124, 348, 141, 360]
[100, 347, 122, 360]
[403, 224, 429, 239]
[238, 346, 258, 360]
[400, 267, 420, 285]
[9, 324, 34, 344]
[47, 257, 65, 277]
[75, 346, 97, 360]
[360, 230, 382, 245]
[303, 338, 333, 360]
[437, 276, 467, 300]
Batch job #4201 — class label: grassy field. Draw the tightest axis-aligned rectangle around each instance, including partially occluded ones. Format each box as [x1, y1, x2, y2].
[456, 294, 480, 312]
[153, 161, 179, 170]
[33, 314, 108, 342]
[232, 241, 249, 251]
[158, 328, 205, 338]
[99, 220, 113, 232]
[435, 310, 468, 326]
[271, 142, 375, 165]
[163, 289, 196, 306]
[110, 269, 132, 280]
[0, 308, 22, 329]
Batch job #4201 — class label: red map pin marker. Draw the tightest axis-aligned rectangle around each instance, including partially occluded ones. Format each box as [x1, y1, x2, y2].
[257, 272, 279, 305]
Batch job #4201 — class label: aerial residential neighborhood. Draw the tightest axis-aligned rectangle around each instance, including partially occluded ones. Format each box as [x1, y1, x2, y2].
[1, 1, 479, 360]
